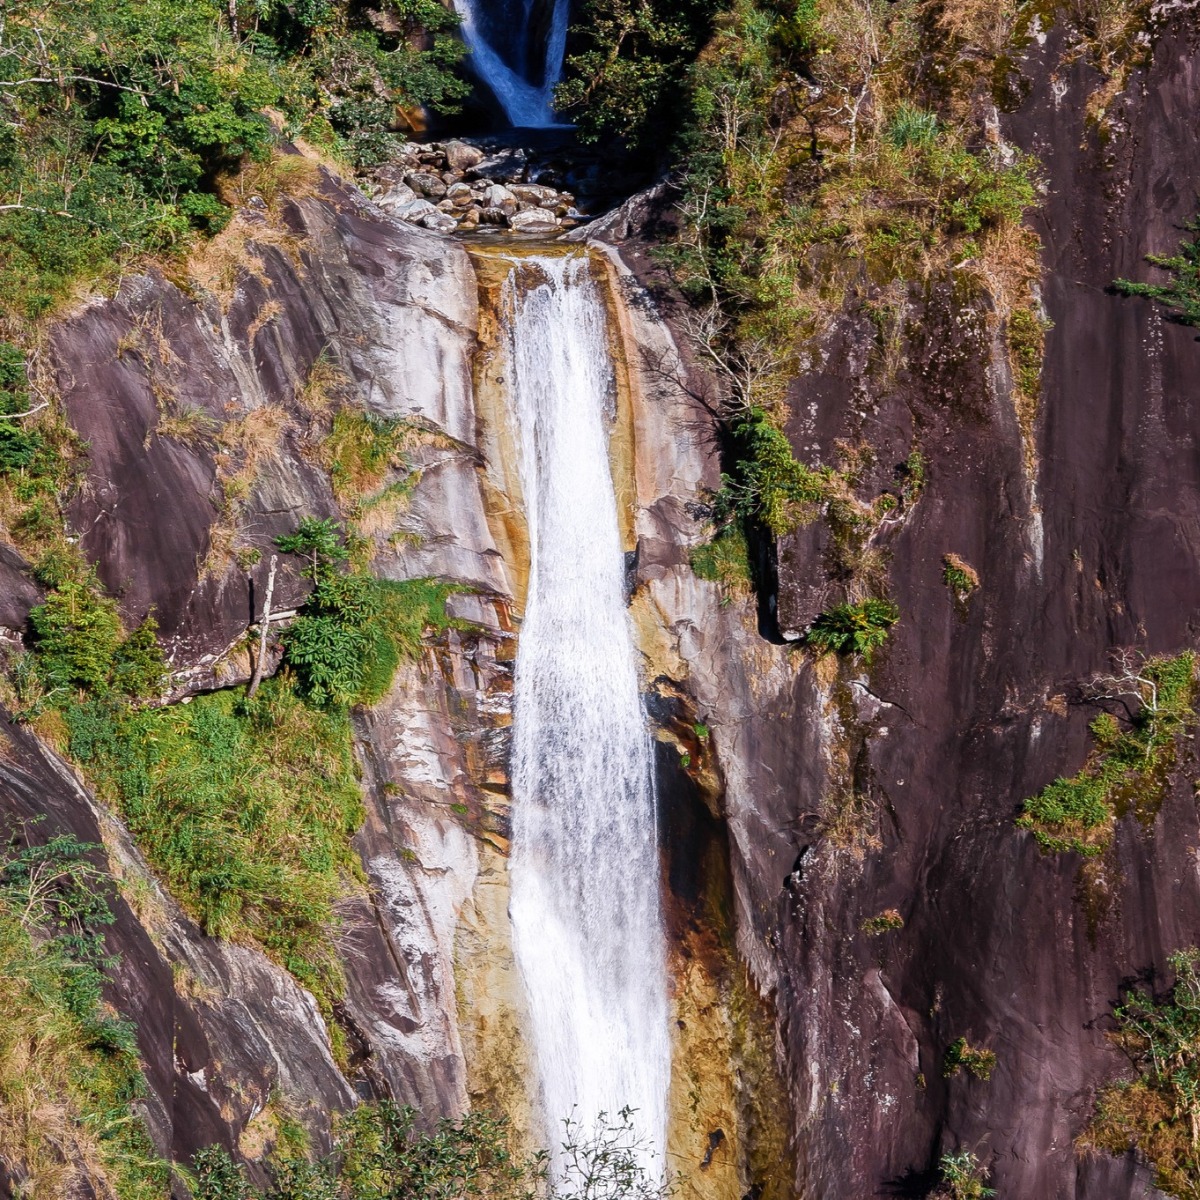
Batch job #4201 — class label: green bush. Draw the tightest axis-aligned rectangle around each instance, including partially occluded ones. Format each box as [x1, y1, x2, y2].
[886, 104, 939, 149]
[1018, 651, 1195, 855]
[689, 522, 753, 594]
[937, 1150, 995, 1199]
[806, 598, 899, 660]
[1115, 214, 1200, 327]
[65, 679, 364, 1007]
[276, 521, 462, 708]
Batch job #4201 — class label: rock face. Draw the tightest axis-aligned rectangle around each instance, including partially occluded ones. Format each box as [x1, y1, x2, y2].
[603, 12, 1200, 1199]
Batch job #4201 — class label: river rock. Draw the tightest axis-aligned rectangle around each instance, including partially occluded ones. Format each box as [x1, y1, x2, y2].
[483, 184, 518, 215]
[510, 183, 558, 205]
[480, 205, 509, 226]
[405, 171, 447, 198]
[509, 207, 560, 233]
[443, 139, 484, 172]
[468, 148, 527, 182]
[419, 208, 458, 233]
[376, 183, 417, 210]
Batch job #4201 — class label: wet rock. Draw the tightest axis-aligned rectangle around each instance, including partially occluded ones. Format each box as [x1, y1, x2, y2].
[508, 207, 560, 233]
[468, 148, 527, 182]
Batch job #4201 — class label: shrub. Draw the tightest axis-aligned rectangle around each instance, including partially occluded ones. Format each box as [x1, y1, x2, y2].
[886, 104, 939, 149]
[1114, 214, 1200, 327]
[1017, 651, 1195, 855]
[1083, 947, 1200, 1198]
[807, 598, 899, 660]
[943, 1037, 997, 1081]
[65, 679, 365, 1008]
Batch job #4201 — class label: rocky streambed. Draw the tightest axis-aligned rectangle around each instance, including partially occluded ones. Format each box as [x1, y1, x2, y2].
[368, 137, 588, 234]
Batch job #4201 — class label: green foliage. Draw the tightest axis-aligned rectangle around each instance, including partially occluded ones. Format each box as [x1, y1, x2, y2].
[689, 521, 752, 594]
[806, 598, 899, 660]
[860, 908, 904, 935]
[0, 0, 468, 318]
[1007, 306, 1052, 400]
[276, 521, 462, 708]
[27, 580, 165, 701]
[554, 0, 721, 145]
[1086, 947, 1200, 1198]
[943, 1038, 996, 1082]
[1115, 214, 1200, 327]
[885, 104, 938, 149]
[714, 408, 830, 537]
[0, 343, 44, 471]
[937, 1150, 995, 1200]
[322, 409, 416, 505]
[1018, 652, 1196, 855]
[942, 554, 979, 597]
[65, 678, 364, 1007]
[0, 832, 168, 1198]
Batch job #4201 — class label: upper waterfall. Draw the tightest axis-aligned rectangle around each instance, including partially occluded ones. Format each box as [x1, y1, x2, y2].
[502, 253, 671, 1178]
[452, 0, 570, 127]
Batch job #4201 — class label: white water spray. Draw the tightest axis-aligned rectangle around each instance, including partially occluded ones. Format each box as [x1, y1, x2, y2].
[453, 0, 570, 127]
[502, 254, 671, 1179]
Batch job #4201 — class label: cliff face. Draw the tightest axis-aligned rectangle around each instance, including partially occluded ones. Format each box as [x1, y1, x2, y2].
[608, 11, 1200, 1198]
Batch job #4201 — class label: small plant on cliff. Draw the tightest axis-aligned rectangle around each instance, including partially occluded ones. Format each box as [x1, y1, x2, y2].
[860, 909, 904, 935]
[806, 598, 899, 661]
[943, 1037, 997, 1082]
[1114, 214, 1200, 327]
[1017, 650, 1196, 856]
[1082, 947, 1200, 1198]
[689, 522, 752, 597]
[942, 554, 980, 600]
[934, 1149, 995, 1199]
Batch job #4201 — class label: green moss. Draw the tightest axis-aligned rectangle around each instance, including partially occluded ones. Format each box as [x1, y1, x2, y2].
[64, 678, 365, 1008]
[1017, 652, 1195, 855]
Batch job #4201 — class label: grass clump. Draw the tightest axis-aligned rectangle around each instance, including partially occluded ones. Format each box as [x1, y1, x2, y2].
[0, 831, 168, 1199]
[943, 1037, 996, 1082]
[321, 409, 420, 506]
[1017, 651, 1195, 856]
[807, 598, 899, 661]
[1083, 946, 1200, 1199]
[1115, 214, 1200, 328]
[689, 522, 753, 596]
[64, 678, 364, 1008]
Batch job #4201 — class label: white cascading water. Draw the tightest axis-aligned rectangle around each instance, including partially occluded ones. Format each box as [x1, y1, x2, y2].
[502, 253, 671, 1179]
[453, 0, 570, 126]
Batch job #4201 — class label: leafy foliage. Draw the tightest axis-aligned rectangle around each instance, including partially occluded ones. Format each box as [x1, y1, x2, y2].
[554, 0, 721, 145]
[65, 678, 364, 1008]
[806, 598, 899, 660]
[1017, 652, 1195, 856]
[860, 909, 904, 935]
[0, 0, 468, 319]
[689, 522, 752, 596]
[1085, 947, 1200, 1199]
[1115, 214, 1200, 327]
[942, 553, 979, 597]
[276, 521, 462, 709]
[0, 831, 168, 1199]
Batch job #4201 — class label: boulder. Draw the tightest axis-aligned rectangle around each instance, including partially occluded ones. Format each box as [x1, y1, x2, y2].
[467, 148, 527, 182]
[443, 139, 484, 172]
[376, 183, 417, 210]
[509, 207, 560, 233]
[511, 183, 558, 205]
[483, 184, 518, 216]
[405, 171, 447, 198]
[418, 208, 458, 233]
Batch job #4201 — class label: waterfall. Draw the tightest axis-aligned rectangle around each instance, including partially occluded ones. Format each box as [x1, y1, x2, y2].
[502, 253, 671, 1179]
[453, 0, 570, 127]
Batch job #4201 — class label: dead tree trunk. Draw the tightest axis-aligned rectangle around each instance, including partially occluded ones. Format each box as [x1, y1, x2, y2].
[247, 554, 277, 699]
